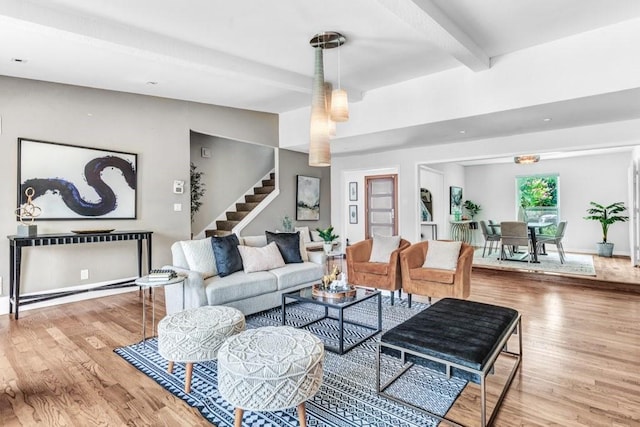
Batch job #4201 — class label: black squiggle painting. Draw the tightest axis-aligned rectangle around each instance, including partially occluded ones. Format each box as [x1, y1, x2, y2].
[18, 139, 137, 220]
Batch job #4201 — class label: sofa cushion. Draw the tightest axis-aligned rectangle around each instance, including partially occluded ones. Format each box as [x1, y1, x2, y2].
[369, 234, 401, 263]
[310, 229, 322, 242]
[237, 242, 286, 273]
[295, 226, 312, 243]
[180, 238, 217, 279]
[211, 234, 243, 277]
[266, 231, 303, 264]
[353, 261, 389, 276]
[409, 267, 455, 284]
[269, 262, 324, 290]
[423, 240, 462, 271]
[204, 271, 277, 305]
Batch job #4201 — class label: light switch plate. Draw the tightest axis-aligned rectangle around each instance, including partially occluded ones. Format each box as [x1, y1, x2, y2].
[173, 203, 182, 212]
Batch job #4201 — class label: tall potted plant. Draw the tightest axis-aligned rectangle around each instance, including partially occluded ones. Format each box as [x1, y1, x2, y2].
[190, 162, 206, 223]
[583, 201, 628, 257]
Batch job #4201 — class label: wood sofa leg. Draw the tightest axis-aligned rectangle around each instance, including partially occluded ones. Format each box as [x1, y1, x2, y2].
[297, 403, 307, 427]
[167, 361, 174, 374]
[234, 408, 244, 427]
[408, 294, 412, 308]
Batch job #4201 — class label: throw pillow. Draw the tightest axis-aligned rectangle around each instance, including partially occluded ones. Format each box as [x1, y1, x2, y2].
[180, 238, 217, 278]
[211, 234, 243, 277]
[294, 226, 312, 243]
[238, 242, 285, 273]
[266, 231, 303, 264]
[310, 229, 322, 242]
[369, 234, 401, 263]
[423, 240, 462, 271]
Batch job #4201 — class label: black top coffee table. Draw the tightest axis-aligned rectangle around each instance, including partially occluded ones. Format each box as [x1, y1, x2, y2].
[281, 286, 382, 354]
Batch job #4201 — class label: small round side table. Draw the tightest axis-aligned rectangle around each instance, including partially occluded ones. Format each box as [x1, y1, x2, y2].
[135, 275, 186, 345]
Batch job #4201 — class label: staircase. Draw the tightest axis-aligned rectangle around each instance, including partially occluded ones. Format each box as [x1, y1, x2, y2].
[205, 172, 275, 237]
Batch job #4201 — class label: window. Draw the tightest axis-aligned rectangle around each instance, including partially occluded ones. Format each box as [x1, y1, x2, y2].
[516, 174, 559, 226]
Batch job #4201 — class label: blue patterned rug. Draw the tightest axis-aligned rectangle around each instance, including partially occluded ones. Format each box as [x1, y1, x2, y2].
[115, 298, 466, 426]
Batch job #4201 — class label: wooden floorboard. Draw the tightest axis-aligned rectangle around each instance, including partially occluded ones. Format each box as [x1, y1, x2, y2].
[1, 255, 639, 426]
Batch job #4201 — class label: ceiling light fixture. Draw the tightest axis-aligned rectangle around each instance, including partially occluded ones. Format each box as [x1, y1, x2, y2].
[308, 31, 347, 167]
[514, 154, 540, 164]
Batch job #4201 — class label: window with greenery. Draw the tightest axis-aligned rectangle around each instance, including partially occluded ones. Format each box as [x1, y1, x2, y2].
[516, 174, 559, 226]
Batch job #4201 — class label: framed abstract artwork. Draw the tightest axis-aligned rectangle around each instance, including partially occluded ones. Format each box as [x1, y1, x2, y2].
[17, 138, 138, 220]
[296, 175, 320, 220]
[449, 186, 463, 214]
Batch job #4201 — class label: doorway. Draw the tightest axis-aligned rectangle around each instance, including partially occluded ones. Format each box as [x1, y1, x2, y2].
[365, 174, 398, 238]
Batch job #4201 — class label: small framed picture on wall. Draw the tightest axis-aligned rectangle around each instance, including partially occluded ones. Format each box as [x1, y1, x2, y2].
[349, 205, 358, 224]
[349, 182, 358, 201]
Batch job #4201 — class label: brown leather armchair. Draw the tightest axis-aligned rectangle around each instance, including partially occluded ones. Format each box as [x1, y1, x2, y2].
[400, 240, 473, 307]
[346, 238, 410, 305]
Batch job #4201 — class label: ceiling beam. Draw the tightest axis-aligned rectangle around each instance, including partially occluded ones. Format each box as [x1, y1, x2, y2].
[375, 0, 490, 71]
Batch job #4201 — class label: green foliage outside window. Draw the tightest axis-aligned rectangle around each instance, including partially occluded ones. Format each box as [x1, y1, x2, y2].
[517, 176, 557, 208]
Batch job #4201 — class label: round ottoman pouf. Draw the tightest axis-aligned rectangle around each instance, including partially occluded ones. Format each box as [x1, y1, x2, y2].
[217, 326, 324, 427]
[158, 305, 245, 393]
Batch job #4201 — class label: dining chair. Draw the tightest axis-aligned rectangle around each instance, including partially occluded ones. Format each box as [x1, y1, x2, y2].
[536, 221, 568, 263]
[479, 220, 501, 257]
[499, 221, 531, 262]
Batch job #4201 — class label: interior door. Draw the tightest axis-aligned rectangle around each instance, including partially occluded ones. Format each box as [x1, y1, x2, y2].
[365, 174, 398, 238]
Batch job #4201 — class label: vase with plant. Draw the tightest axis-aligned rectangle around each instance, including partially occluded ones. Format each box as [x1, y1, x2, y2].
[316, 226, 339, 254]
[583, 201, 628, 257]
[463, 200, 481, 229]
[190, 162, 206, 223]
[282, 215, 293, 232]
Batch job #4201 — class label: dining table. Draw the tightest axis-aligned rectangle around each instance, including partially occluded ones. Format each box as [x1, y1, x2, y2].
[490, 222, 552, 263]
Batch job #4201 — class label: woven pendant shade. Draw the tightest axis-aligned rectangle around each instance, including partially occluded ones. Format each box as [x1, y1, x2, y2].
[309, 47, 330, 167]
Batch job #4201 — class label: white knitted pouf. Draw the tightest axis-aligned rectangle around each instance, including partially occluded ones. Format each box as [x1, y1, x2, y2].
[218, 326, 324, 427]
[158, 305, 245, 393]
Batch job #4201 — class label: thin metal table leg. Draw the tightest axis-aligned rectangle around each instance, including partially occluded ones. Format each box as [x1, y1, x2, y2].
[142, 287, 147, 346]
[339, 308, 344, 354]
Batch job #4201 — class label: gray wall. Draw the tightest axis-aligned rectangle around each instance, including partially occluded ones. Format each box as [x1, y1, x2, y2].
[242, 149, 332, 236]
[0, 75, 278, 297]
[190, 132, 275, 235]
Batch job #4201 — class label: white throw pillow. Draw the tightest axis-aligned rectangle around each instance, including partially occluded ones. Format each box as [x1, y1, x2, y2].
[238, 242, 286, 273]
[295, 226, 312, 243]
[423, 240, 462, 271]
[298, 232, 309, 262]
[369, 234, 401, 263]
[180, 238, 217, 278]
[310, 229, 322, 242]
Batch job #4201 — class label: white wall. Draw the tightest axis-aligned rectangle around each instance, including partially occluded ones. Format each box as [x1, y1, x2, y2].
[0, 76, 278, 298]
[464, 152, 631, 254]
[330, 120, 639, 255]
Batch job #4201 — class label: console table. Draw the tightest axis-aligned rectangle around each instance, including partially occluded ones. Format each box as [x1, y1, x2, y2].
[7, 230, 153, 319]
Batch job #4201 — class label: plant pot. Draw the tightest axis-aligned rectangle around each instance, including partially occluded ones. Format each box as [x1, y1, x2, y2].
[596, 242, 614, 257]
[323, 242, 333, 255]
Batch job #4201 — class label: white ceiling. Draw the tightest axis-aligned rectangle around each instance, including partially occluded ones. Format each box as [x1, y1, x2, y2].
[1, 0, 640, 156]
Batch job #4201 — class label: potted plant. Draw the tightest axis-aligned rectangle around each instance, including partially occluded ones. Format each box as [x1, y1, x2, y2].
[316, 226, 339, 254]
[463, 200, 481, 229]
[190, 162, 206, 223]
[584, 201, 629, 257]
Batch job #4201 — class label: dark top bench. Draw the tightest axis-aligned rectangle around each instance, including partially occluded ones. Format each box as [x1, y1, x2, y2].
[381, 298, 519, 383]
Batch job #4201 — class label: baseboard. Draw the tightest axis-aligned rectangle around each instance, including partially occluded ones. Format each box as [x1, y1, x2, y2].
[0, 278, 138, 316]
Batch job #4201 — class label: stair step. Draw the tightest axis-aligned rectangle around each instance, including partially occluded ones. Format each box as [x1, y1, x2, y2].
[262, 179, 275, 187]
[270, 172, 275, 179]
[236, 202, 260, 211]
[254, 185, 275, 195]
[226, 211, 249, 221]
[205, 229, 231, 238]
[216, 220, 239, 231]
[245, 193, 267, 203]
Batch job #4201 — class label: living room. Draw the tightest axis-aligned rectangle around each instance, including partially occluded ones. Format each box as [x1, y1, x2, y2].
[1, 2, 640, 426]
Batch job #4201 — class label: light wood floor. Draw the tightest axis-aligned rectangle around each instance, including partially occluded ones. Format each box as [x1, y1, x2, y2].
[1, 257, 639, 426]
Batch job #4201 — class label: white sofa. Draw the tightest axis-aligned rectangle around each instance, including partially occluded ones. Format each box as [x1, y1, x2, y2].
[164, 235, 324, 315]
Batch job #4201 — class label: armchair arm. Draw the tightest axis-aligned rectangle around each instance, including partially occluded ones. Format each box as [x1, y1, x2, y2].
[400, 241, 428, 273]
[162, 265, 207, 314]
[346, 239, 373, 263]
[452, 243, 474, 290]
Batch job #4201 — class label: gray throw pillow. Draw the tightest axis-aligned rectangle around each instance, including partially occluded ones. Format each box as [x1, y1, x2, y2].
[211, 234, 243, 277]
[266, 231, 303, 264]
